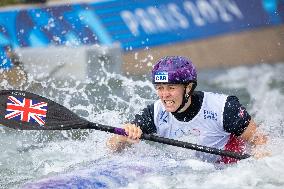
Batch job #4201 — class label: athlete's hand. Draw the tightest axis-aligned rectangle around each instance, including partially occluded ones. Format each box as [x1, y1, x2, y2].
[252, 146, 271, 159]
[123, 123, 142, 143]
[107, 124, 142, 152]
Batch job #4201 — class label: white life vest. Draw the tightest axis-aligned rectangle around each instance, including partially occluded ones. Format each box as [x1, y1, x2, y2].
[153, 92, 231, 162]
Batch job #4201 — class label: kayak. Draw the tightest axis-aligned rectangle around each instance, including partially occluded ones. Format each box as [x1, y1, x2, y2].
[21, 160, 153, 189]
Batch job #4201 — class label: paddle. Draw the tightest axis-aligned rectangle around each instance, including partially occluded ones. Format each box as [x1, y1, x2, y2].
[0, 90, 251, 160]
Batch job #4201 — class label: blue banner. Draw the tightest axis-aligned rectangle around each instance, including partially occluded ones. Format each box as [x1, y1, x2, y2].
[1, 0, 283, 68]
[98, 0, 283, 50]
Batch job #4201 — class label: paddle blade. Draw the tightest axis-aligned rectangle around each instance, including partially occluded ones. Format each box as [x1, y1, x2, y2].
[0, 90, 89, 130]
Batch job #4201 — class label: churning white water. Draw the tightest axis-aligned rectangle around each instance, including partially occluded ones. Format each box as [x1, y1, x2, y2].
[0, 62, 284, 189]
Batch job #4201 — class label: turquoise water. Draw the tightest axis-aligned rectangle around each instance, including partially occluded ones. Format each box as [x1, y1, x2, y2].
[0, 62, 284, 189]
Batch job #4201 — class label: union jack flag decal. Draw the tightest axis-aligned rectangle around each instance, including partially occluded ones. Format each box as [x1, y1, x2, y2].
[5, 96, 48, 126]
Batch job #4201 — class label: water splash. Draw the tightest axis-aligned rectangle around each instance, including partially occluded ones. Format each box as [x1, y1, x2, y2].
[1, 62, 284, 189]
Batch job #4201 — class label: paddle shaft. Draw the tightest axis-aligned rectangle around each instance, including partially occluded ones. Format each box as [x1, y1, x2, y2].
[82, 122, 251, 160]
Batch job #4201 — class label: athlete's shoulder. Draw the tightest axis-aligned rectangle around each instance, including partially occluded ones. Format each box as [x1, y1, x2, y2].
[201, 91, 228, 104]
[132, 103, 156, 134]
[203, 91, 228, 97]
[138, 103, 154, 115]
[192, 91, 204, 98]
[226, 95, 240, 103]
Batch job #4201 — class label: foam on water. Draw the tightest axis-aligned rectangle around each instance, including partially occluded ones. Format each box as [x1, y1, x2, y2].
[1, 63, 284, 189]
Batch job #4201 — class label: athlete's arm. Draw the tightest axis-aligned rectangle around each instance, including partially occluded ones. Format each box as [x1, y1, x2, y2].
[107, 104, 156, 152]
[223, 96, 269, 158]
[223, 96, 251, 136]
[240, 120, 269, 158]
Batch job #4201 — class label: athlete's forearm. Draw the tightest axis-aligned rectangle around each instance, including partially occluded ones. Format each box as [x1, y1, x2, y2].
[106, 135, 131, 152]
[240, 120, 268, 145]
[240, 120, 270, 158]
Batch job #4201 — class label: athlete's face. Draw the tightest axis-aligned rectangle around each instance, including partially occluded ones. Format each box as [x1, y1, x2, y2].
[155, 84, 185, 112]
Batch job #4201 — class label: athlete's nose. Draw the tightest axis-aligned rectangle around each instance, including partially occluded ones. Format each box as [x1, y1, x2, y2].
[160, 88, 171, 99]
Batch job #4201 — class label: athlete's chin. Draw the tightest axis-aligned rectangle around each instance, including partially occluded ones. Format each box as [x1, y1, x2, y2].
[164, 106, 178, 112]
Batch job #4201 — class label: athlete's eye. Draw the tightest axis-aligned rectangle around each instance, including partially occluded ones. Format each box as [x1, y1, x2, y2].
[168, 85, 176, 90]
[155, 85, 163, 90]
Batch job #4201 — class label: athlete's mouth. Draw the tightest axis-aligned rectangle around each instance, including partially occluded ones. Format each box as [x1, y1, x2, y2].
[164, 100, 174, 106]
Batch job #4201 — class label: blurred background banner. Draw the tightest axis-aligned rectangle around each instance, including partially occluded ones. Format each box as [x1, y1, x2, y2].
[0, 0, 283, 50]
[0, 0, 283, 74]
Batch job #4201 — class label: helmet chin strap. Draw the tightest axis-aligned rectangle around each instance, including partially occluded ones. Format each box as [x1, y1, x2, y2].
[173, 87, 192, 114]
